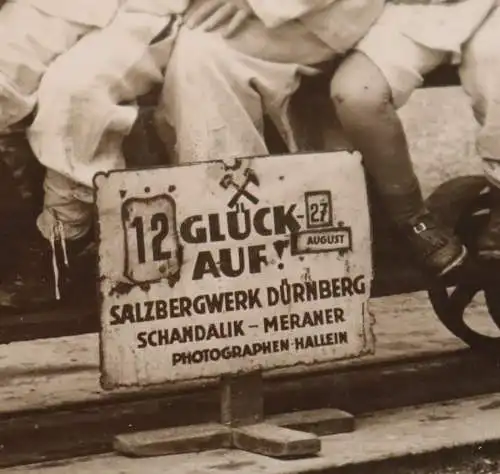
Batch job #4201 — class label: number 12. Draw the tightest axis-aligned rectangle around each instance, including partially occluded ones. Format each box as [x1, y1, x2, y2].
[130, 213, 170, 264]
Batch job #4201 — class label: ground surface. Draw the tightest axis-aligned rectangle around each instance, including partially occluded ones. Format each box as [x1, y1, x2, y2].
[353, 449, 500, 474]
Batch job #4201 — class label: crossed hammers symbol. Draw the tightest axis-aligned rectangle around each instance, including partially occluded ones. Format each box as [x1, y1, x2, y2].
[219, 168, 260, 208]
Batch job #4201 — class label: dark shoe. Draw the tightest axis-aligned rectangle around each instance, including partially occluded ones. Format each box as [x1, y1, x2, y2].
[0, 226, 96, 311]
[401, 211, 467, 276]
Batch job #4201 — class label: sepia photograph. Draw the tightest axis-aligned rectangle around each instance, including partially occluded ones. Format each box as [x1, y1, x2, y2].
[0, 0, 499, 472]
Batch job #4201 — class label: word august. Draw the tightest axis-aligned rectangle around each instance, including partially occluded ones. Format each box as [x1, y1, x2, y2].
[109, 275, 366, 325]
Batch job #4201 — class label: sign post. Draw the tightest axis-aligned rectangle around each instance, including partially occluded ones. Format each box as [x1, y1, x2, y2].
[95, 152, 374, 458]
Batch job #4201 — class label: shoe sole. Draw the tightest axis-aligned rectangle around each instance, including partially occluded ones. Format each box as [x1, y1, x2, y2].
[438, 245, 468, 277]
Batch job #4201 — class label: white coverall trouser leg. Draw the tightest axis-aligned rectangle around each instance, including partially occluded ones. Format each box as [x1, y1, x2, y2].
[28, 9, 178, 240]
[155, 16, 338, 166]
[0, 0, 94, 131]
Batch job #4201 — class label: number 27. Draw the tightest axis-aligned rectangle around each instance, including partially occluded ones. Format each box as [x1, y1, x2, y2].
[310, 202, 328, 223]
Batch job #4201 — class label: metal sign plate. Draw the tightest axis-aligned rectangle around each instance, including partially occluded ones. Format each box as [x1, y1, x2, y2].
[95, 152, 374, 388]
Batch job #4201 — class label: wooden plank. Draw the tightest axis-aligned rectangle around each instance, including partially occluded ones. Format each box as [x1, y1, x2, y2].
[114, 424, 232, 457]
[267, 408, 354, 436]
[0, 291, 484, 414]
[0, 295, 489, 466]
[0, 307, 98, 344]
[232, 424, 320, 458]
[0, 349, 498, 468]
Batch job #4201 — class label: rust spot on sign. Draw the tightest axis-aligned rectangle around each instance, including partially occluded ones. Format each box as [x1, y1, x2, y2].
[109, 281, 136, 297]
[165, 246, 184, 288]
[109, 280, 152, 297]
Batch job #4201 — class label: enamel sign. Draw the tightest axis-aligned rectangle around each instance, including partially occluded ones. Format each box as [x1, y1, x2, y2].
[95, 152, 374, 388]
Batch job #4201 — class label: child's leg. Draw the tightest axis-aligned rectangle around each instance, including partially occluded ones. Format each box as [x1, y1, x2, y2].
[459, 6, 500, 258]
[330, 8, 466, 276]
[331, 52, 424, 219]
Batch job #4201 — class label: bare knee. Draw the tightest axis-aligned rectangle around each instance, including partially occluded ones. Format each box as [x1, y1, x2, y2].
[330, 52, 394, 120]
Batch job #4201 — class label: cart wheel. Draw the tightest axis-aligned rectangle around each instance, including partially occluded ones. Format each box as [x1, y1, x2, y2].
[425, 175, 500, 354]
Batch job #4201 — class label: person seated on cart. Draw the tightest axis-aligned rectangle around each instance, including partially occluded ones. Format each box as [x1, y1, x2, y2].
[0, 0, 183, 309]
[330, 0, 500, 276]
